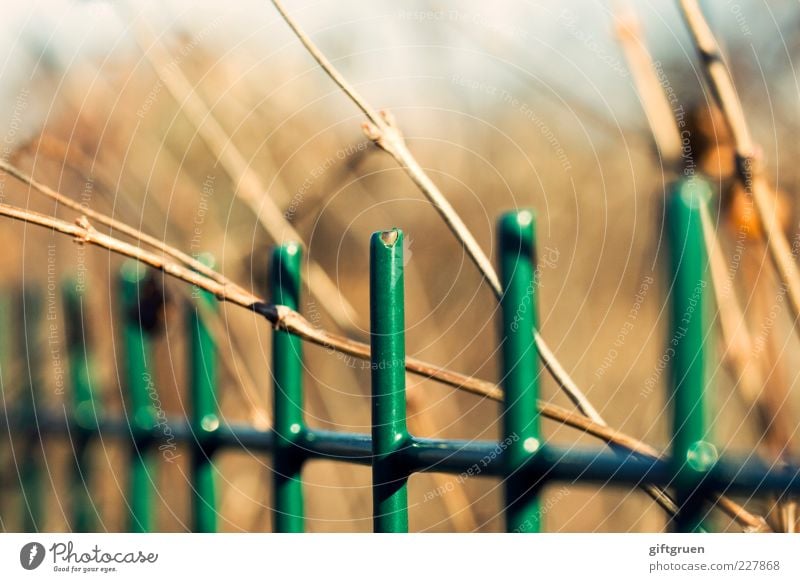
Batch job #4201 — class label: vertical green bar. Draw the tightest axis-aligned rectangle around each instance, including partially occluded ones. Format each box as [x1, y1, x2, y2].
[270, 242, 305, 533]
[120, 261, 158, 533]
[667, 178, 715, 533]
[63, 280, 101, 532]
[498, 210, 542, 533]
[369, 229, 409, 533]
[188, 254, 219, 533]
[0, 293, 8, 530]
[19, 288, 42, 532]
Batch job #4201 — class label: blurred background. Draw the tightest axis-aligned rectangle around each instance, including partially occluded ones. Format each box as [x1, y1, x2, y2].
[0, 0, 799, 532]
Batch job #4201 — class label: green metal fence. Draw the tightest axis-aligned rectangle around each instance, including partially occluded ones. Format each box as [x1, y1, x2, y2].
[2, 177, 800, 533]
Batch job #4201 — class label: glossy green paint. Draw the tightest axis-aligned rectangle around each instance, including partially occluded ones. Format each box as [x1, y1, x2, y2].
[667, 178, 714, 533]
[0, 294, 8, 529]
[369, 229, 409, 533]
[19, 288, 42, 532]
[63, 280, 100, 532]
[498, 210, 542, 533]
[270, 243, 305, 533]
[120, 261, 158, 533]
[188, 254, 219, 533]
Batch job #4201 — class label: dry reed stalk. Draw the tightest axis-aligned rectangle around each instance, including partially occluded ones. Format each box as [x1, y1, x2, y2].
[615, 5, 780, 530]
[614, 5, 759, 398]
[124, 11, 363, 337]
[616, 3, 786, 530]
[677, 0, 800, 337]
[677, 0, 799, 529]
[614, 10, 682, 163]
[743, 253, 796, 459]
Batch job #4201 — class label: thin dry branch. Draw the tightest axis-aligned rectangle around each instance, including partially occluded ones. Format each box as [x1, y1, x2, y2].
[0, 160, 276, 426]
[269, 0, 604, 424]
[269, 1, 499, 291]
[614, 9, 682, 164]
[677, 0, 800, 337]
[0, 159, 225, 286]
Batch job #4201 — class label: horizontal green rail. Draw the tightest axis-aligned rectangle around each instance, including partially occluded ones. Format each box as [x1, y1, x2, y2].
[5, 412, 800, 494]
[3, 190, 800, 532]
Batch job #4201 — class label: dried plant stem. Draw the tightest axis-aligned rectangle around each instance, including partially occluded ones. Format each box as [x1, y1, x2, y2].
[614, 3, 779, 531]
[0, 159, 225, 286]
[675, 2, 797, 527]
[269, 1, 499, 292]
[677, 0, 800, 337]
[126, 13, 363, 336]
[614, 3, 765, 433]
[614, 5, 775, 527]
[0, 166, 765, 533]
[269, 0, 603, 423]
[614, 9, 682, 163]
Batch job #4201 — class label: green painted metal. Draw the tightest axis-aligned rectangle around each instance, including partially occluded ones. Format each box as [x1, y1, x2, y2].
[8, 410, 800, 495]
[270, 243, 305, 533]
[667, 178, 715, 533]
[188, 254, 219, 533]
[498, 210, 542, 533]
[63, 280, 100, 532]
[369, 229, 409, 533]
[119, 261, 159, 533]
[19, 287, 42, 532]
[0, 293, 8, 530]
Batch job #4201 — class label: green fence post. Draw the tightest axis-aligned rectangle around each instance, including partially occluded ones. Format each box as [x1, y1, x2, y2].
[270, 242, 305, 533]
[19, 288, 42, 532]
[498, 210, 543, 533]
[0, 293, 8, 530]
[120, 261, 159, 533]
[667, 178, 715, 533]
[188, 254, 219, 533]
[63, 280, 101, 532]
[370, 229, 409, 533]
